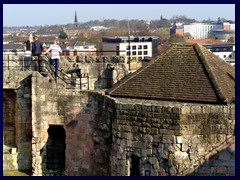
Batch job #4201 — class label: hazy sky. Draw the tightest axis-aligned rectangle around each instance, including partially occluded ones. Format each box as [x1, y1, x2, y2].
[3, 4, 235, 27]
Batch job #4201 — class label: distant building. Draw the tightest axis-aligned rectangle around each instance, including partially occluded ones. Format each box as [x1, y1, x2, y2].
[183, 23, 222, 39]
[102, 36, 160, 60]
[74, 10, 80, 29]
[170, 22, 184, 36]
[202, 43, 235, 66]
[61, 41, 97, 56]
[3, 43, 26, 55]
[90, 26, 108, 32]
[170, 21, 235, 40]
[64, 11, 81, 37]
[209, 30, 235, 42]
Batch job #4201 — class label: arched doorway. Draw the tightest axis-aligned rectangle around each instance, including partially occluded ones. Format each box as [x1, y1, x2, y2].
[46, 125, 65, 171]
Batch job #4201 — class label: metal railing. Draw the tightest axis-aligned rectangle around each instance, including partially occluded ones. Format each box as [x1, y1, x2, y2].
[3, 54, 89, 90]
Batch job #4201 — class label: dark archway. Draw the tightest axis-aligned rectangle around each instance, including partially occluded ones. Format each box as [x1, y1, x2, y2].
[46, 125, 66, 171]
[130, 154, 140, 176]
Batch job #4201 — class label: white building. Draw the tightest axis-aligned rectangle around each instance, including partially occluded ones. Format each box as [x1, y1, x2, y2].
[184, 23, 222, 39]
[203, 43, 235, 66]
[102, 36, 160, 61]
[61, 41, 97, 56]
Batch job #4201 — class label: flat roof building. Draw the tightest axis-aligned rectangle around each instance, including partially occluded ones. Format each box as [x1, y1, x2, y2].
[102, 36, 160, 61]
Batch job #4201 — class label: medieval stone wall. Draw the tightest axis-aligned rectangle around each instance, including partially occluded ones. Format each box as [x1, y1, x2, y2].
[3, 56, 235, 176]
[3, 55, 139, 90]
[106, 97, 235, 176]
[3, 70, 34, 171]
[30, 73, 111, 176]
[60, 56, 140, 90]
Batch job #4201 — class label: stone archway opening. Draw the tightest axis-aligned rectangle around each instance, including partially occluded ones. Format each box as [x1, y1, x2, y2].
[130, 154, 140, 176]
[46, 125, 66, 171]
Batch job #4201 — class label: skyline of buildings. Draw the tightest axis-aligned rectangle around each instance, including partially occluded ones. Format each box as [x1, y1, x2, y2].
[3, 4, 235, 27]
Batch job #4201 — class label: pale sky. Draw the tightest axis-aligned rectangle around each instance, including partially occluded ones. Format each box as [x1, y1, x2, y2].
[3, 4, 235, 27]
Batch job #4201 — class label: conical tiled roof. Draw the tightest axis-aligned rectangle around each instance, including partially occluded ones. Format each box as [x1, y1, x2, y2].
[106, 44, 235, 104]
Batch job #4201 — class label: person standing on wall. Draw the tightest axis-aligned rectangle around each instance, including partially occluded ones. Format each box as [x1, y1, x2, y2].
[45, 40, 62, 81]
[31, 35, 43, 71]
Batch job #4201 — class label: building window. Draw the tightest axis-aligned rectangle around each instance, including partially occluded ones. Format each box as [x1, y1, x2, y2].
[229, 55, 232, 58]
[144, 51, 148, 55]
[116, 46, 119, 55]
[132, 51, 136, 55]
[127, 51, 131, 56]
[132, 45, 136, 50]
[138, 51, 142, 55]
[126, 46, 130, 50]
[138, 45, 142, 49]
[223, 55, 226, 58]
[143, 45, 148, 49]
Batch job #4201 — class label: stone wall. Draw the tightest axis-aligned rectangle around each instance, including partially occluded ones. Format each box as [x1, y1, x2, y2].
[3, 63, 235, 176]
[30, 73, 111, 176]
[106, 97, 235, 176]
[3, 70, 34, 171]
[3, 55, 140, 90]
[60, 56, 140, 90]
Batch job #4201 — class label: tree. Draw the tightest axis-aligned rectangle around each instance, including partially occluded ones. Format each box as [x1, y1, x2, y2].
[152, 29, 169, 41]
[135, 23, 151, 36]
[184, 33, 193, 39]
[168, 34, 185, 44]
[227, 36, 235, 43]
[59, 31, 68, 39]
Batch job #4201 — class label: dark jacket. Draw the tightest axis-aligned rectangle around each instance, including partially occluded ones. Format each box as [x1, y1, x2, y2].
[31, 40, 43, 56]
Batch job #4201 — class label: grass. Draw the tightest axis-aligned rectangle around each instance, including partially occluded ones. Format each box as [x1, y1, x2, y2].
[3, 170, 30, 176]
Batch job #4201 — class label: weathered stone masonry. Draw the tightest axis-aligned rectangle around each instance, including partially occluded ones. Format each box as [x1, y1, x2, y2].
[106, 97, 235, 176]
[30, 73, 111, 176]
[3, 50, 235, 176]
[3, 72, 235, 176]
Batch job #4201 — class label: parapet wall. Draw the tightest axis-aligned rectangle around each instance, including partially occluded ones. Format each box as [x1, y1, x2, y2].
[3, 55, 142, 90]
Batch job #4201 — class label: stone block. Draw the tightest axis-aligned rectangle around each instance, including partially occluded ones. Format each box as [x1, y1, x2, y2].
[162, 135, 176, 144]
[146, 128, 158, 135]
[190, 106, 202, 114]
[172, 107, 180, 114]
[181, 142, 188, 152]
[176, 136, 185, 143]
[141, 149, 152, 157]
[181, 106, 190, 114]
[202, 106, 211, 114]
[149, 157, 159, 166]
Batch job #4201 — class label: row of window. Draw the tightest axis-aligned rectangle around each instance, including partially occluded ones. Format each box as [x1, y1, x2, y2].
[126, 45, 148, 50]
[126, 51, 148, 55]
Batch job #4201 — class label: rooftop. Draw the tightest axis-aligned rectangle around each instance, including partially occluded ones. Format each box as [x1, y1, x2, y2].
[106, 44, 235, 104]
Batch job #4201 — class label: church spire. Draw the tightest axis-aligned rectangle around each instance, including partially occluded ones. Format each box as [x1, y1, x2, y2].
[74, 10, 78, 23]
